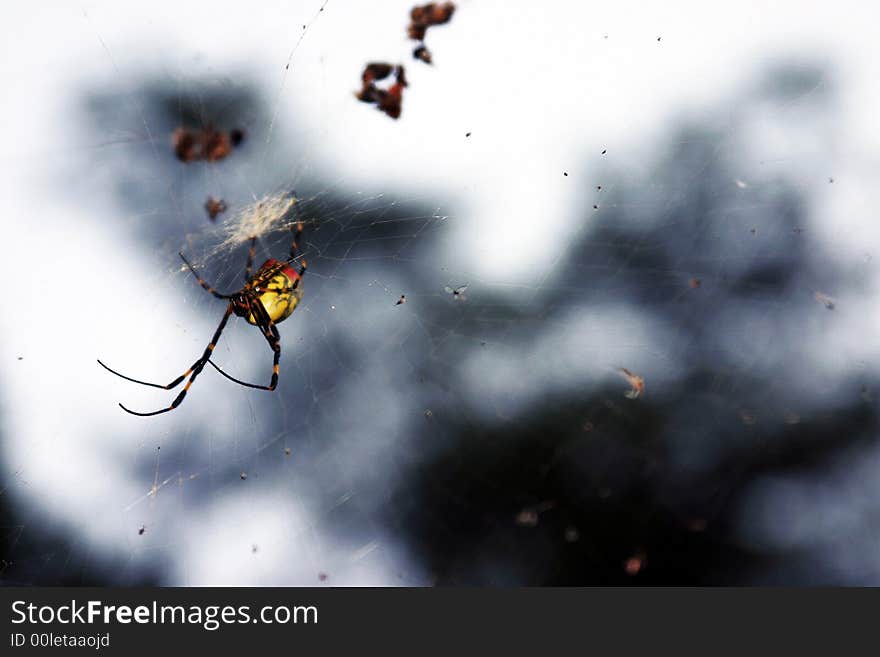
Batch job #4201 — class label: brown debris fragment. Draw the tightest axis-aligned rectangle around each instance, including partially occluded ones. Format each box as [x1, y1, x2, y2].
[814, 291, 835, 310]
[515, 501, 556, 527]
[688, 518, 707, 533]
[361, 63, 394, 84]
[739, 409, 757, 425]
[619, 368, 645, 399]
[413, 44, 432, 64]
[515, 509, 539, 527]
[172, 126, 245, 163]
[624, 552, 645, 576]
[356, 63, 408, 119]
[407, 2, 456, 41]
[204, 197, 227, 221]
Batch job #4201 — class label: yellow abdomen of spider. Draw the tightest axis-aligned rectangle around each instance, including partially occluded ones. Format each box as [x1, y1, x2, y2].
[246, 259, 302, 325]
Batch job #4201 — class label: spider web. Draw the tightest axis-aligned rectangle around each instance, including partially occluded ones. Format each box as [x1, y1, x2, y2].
[2, 0, 880, 586]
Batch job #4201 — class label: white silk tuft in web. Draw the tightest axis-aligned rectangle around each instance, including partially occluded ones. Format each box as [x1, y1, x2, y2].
[221, 193, 299, 250]
[184, 192, 305, 269]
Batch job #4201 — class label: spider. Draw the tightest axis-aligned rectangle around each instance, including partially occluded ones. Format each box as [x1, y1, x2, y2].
[98, 223, 307, 416]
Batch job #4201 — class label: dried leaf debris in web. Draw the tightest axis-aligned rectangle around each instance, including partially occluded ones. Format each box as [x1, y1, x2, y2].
[172, 125, 245, 162]
[407, 2, 455, 41]
[356, 63, 408, 119]
[619, 368, 645, 399]
[413, 44, 432, 64]
[814, 291, 836, 310]
[355, 3, 455, 118]
[204, 197, 228, 221]
[408, 2, 456, 63]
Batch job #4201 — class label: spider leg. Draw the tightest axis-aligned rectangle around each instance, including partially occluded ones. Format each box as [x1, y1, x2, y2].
[289, 221, 304, 261]
[207, 297, 281, 391]
[291, 260, 307, 289]
[179, 252, 231, 299]
[98, 357, 204, 390]
[244, 236, 257, 283]
[117, 303, 235, 416]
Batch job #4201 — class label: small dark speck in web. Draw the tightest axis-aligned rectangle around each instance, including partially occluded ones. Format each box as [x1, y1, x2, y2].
[17, 356, 22, 360]
[601, 149, 607, 155]
[563, 172, 568, 176]
[466, 132, 471, 137]
[138, 526, 145, 535]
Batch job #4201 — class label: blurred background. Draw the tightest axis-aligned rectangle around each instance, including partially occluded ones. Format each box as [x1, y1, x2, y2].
[2, 0, 880, 585]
